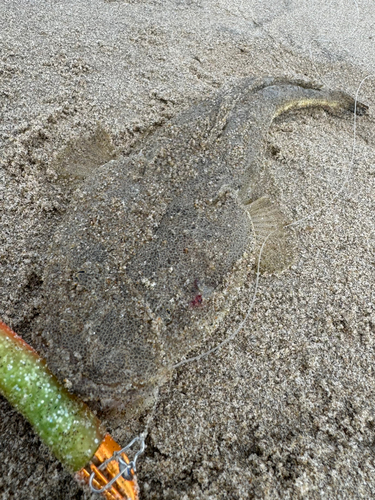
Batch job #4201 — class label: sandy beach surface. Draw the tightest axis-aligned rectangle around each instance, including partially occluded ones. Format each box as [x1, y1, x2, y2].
[1, 1, 375, 498]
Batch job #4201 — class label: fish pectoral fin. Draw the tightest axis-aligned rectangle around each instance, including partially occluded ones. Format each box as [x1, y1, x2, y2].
[247, 196, 295, 274]
[53, 124, 118, 181]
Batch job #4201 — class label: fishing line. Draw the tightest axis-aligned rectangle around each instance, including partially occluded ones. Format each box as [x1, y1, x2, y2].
[288, 73, 374, 229]
[173, 74, 373, 370]
[173, 232, 270, 368]
[173, 0, 372, 370]
[138, 0, 373, 468]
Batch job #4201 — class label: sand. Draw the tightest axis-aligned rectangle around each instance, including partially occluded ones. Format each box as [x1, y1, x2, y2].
[1, 0, 375, 498]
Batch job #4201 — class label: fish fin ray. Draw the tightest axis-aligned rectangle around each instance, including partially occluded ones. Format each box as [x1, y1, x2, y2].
[247, 196, 295, 274]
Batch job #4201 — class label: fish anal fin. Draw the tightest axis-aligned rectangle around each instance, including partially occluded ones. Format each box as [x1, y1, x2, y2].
[247, 196, 295, 274]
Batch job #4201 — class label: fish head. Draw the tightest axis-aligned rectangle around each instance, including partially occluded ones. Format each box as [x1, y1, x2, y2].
[36, 165, 255, 416]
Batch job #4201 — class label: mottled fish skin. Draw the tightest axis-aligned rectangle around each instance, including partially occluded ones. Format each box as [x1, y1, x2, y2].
[35, 77, 367, 414]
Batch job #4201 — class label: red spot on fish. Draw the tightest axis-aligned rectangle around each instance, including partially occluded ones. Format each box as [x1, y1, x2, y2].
[190, 294, 203, 308]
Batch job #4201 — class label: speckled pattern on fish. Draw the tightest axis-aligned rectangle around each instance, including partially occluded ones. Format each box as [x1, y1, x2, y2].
[34, 77, 367, 416]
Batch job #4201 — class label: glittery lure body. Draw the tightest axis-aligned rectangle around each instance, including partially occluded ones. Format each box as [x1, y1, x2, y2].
[0, 321, 103, 472]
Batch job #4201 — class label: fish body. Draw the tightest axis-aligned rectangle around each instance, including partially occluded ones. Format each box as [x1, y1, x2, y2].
[35, 77, 367, 413]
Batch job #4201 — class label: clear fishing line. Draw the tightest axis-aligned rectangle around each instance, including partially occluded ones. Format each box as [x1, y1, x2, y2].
[172, 1, 373, 369]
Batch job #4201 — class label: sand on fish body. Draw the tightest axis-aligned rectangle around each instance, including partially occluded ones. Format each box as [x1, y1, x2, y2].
[33, 78, 367, 418]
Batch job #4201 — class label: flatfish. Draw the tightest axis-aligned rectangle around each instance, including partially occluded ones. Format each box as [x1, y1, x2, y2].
[35, 77, 367, 414]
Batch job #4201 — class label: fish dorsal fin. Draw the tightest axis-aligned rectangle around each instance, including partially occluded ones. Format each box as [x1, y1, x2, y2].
[247, 196, 295, 274]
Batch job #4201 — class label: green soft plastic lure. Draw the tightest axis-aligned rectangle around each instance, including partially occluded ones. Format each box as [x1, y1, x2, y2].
[0, 320, 103, 471]
[0, 320, 140, 500]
